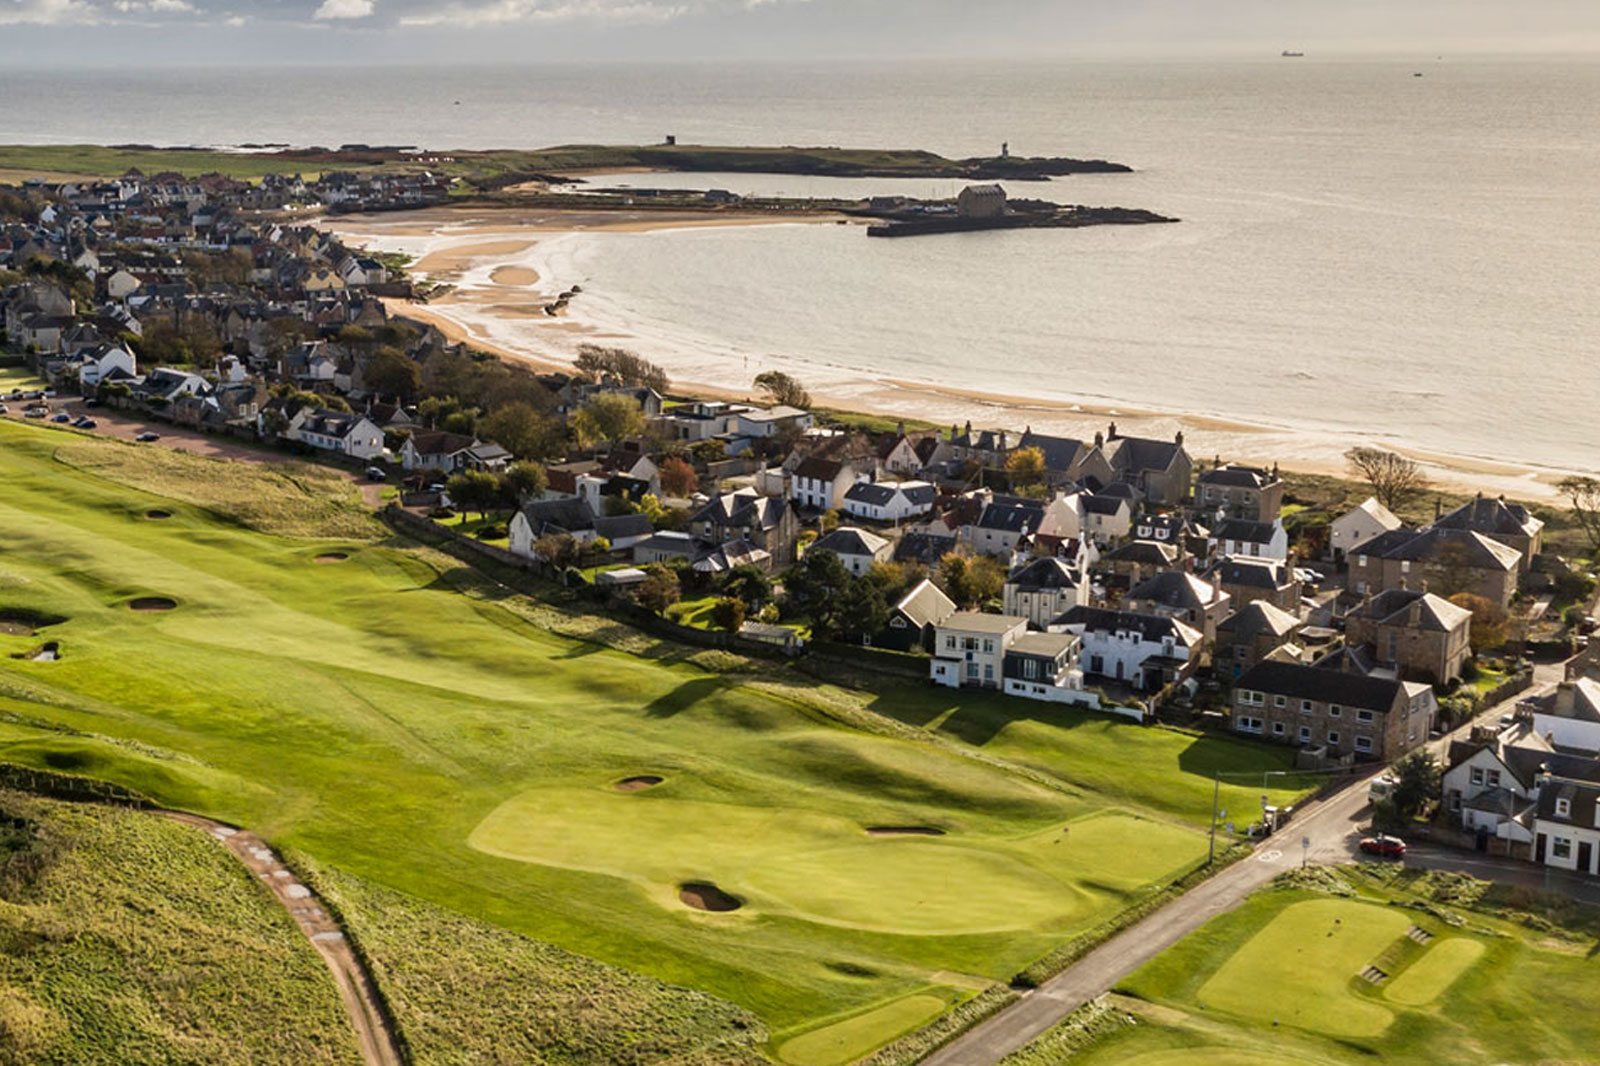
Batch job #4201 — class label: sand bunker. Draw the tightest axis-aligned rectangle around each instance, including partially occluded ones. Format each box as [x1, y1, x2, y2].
[0, 609, 66, 635]
[679, 882, 741, 913]
[490, 266, 540, 287]
[144, 509, 172, 520]
[615, 775, 664, 792]
[314, 553, 350, 564]
[128, 597, 177, 612]
[10, 641, 59, 662]
[865, 826, 947, 837]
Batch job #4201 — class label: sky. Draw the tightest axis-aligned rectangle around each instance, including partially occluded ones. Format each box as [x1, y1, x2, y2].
[3, 0, 1600, 65]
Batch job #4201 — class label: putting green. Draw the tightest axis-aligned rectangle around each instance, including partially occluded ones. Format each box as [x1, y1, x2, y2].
[1385, 937, 1485, 1007]
[1115, 1051, 1324, 1066]
[777, 994, 946, 1066]
[1197, 899, 1407, 1038]
[469, 787, 1099, 934]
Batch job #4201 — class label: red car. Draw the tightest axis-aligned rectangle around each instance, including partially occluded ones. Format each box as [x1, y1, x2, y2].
[1359, 835, 1406, 857]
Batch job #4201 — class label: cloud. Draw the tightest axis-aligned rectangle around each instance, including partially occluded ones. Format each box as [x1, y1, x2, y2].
[313, 0, 372, 18]
[398, 0, 802, 29]
[112, 0, 195, 13]
[0, 0, 97, 24]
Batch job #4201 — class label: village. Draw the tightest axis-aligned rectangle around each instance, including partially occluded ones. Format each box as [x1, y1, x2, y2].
[3, 164, 1600, 890]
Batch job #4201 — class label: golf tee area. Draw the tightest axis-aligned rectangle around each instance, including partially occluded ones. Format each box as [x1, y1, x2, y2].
[0, 419, 1316, 1065]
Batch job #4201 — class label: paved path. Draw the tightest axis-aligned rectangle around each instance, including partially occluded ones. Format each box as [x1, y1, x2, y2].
[160, 812, 405, 1066]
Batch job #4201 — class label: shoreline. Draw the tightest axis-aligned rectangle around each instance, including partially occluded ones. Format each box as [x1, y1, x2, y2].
[330, 207, 1570, 502]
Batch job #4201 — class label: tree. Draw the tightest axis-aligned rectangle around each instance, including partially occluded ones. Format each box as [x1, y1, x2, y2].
[1005, 446, 1047, 488]
[634, 565, 681, 616]
[938, 552, 1004, 609]
[1558, 476, 1600, 552]
[499, 462, 548, 505]
[441, 409, 478, 436]
[658, 455, 698, 498]
[534, 533, 580, 569]
[833, 578, 889, 644]
[1449, 592, 1509, 652]
[710, 597, 747, 632]
[364, 347, 422, 402]
[785, 549, 851, 631]
[753, 370, 811, 409]
[721, 565, 773, 611]
[1389, 751, 1440, 820]
[481, 402, 562, 461]
[571, 393, 645, 449]
[573, 344, 669, 393]
[1345, 447, 1429, 511]
[445, 470, 500, 520]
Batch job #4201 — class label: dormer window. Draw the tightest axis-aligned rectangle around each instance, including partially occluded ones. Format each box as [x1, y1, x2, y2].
[1557, 797, 1572, 818]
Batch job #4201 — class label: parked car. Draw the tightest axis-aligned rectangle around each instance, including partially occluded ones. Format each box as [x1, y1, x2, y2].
[135, 432, 161, 442]
[78, 419, 97, 430]
[84, 398, 101, 408]
[365, 466, 387, 482]
[50, 413, 70, 424]
[0, 403, 8, 414]
[24, 408, 45, 419]
[1359, 835, 1406, 858]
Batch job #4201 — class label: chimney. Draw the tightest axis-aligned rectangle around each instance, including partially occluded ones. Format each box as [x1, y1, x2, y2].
[1174, 429, 1184, 446]
[1108, 421, 1119, 440]
[964, 419, 973, 437]
[1398, 575, 1407, 591]
[896, 420, 905, 437]
[1094, 430, 1104, 447]
[1435, 497, 1442, 521]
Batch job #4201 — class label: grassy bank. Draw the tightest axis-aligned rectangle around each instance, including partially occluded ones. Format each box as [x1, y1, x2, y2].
[0, 418, 1305, 1058]
[1051, 865, 1600, 1066]
[0, 790, 360, 1065]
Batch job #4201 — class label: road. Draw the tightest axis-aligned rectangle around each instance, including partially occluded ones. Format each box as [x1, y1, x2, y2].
[926, 664, 1574, 1066]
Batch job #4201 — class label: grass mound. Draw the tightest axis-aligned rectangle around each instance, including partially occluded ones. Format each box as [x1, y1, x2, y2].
[0, 791, 359, 1065]
[53, 436, 378, 540]
[300, 860, 768, 1066]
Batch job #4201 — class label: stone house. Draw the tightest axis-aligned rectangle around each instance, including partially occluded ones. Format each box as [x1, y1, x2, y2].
[1195, 462, 1284, 522]
[1348, 527, 1520, 608]
[1344, 588, 1473, 685]
[1231, 660, 1436, 762]
[1215, 600, 1304, 679]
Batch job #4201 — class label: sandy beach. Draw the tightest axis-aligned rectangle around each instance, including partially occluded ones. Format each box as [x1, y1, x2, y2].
[328, 205, 1569, 501]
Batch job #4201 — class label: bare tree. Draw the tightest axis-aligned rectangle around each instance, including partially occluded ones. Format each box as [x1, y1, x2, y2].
[753, 370, 811, 409]
[1557, 476, 1600, 552]
[1345, 446, 1428, 511]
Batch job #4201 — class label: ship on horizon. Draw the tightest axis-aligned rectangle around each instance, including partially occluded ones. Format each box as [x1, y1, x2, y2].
[1282, 49, 1305, 57]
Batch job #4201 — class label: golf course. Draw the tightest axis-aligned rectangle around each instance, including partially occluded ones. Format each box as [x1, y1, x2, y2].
[1064, 866, 1600, 1066]
[0, 418, 1311, 1063]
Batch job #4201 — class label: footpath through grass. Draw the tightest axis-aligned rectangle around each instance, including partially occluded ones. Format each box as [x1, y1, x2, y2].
[0, 419, 1304, 1060]
[1055, 865, 1600, 1066]
[0, 790, 360, 1066]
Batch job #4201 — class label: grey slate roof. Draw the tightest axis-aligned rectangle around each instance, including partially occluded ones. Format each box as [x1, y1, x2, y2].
[1007, 557, 1081, 592]
[811, 527, 889, 558]
[1058, 605, 1200, 647]
[1129, 571, 1221, 611]
[1234, 660, 1404, 712]
[893, 579, 957, 629]
[1218, 600, 1303, 639]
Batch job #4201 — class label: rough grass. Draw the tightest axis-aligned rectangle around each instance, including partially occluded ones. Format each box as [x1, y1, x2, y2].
[296, 857, 769, 1066]
[51, 434, 379, 540]
[0, 417, 1313, 1039]
[1071, 868, 1600, 1066]
[0, 791, 360, 1066]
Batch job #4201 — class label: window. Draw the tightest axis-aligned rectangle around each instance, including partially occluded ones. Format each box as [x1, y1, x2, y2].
[1357, 710, 1374, 723]
[984, 664, 994, 682]
[1470, 767, 1485, 786]
[1299, 726, 1312, 743]
[1557, 797, 1571, 818]
[1327, 731, 1340, 745]
[1329, 704, 1342, 718]
[1354, 736, 1373, 753]
[1554, 837, 1573, 860]
[1235, 716, 1263, 734]
[963, 637, 978, 651]
[1272, 722, 1286, 737]
[1300, 699, 1313, 714]
[982, 639, 994, 654]
[1024, 660, 1039, 680]
[1357, 554, 1368, 567]
[1274, 695, 1287, 708]
[1486, 770, 1501, 787]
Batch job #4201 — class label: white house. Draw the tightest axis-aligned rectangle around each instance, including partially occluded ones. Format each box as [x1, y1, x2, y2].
[736, 405, 812, 439]
[1442, 725, 1548, 848]
[930, 612, 1029, 690]
[1210, 518, 1289, 561]
[1001, 632, 1098, 709]
[106, 268, 141, 301]
[1003, 557, 1090, 629]
[1330, 497, 1403, 561]
[1528, 679, 1600, 754]
[842, 480, 937, 523]
[809, 526, 892, 576]
[72, 343, 136, 387]
[1534, 782, 1600, 875]
[1055, 605, 1201, 692]
[791, 457, 857, 511]
[288, 409, 386, 460]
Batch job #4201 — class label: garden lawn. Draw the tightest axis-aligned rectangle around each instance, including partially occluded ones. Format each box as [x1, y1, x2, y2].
[1060, 868, 1600, 1066]
[0, 420, 1292, 1056]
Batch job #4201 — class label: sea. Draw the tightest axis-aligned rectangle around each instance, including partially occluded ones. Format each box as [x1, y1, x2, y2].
[4, 58, 1598, 474]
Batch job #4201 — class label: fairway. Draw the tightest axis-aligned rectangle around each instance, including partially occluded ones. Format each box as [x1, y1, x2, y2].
[1197, 899, 1406, 1037]
[0, 419, 1291, 1042]
[777, 994, 947, 1066]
